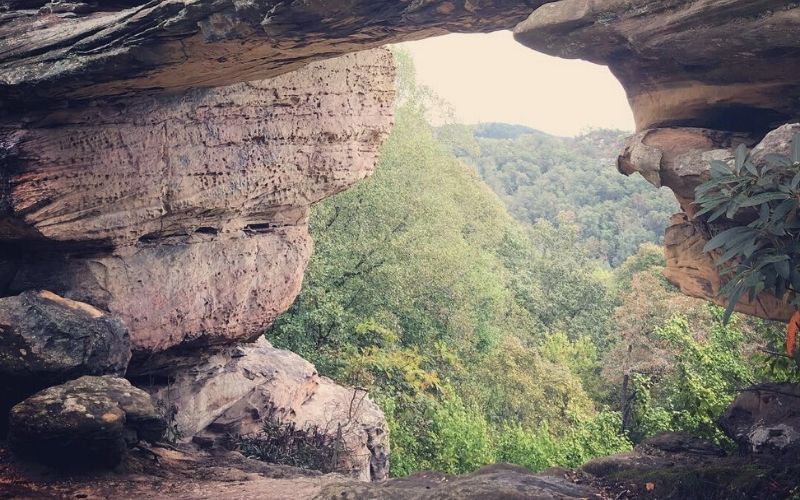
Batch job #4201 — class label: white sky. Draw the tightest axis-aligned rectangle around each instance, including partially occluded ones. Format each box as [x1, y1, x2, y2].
[397, 31, 635, 137]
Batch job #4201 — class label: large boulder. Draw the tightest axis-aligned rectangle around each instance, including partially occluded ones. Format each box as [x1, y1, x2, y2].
[143, 338, 388, 482]
[8, 376, 166, 468]
[0, 290, 130, 433]
[719, 383, 800, 457]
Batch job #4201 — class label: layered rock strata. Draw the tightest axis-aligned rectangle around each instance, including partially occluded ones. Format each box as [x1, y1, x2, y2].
[1, 49, 395, 357]
[0, 0, 546, 106]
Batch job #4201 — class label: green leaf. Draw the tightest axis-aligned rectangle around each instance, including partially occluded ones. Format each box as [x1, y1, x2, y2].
[737, 192, 790, 207]
[791, 172, 800, 190]
[792, 133, 800, 164]
[723, 285, 745, 324]
[735, 144, 749, 173]
[710, 160, 731, 178]
[744, 159, 758, 176]
[707, 204, 729, 222]
[775, 259, 791, 279]
[771, 199, 796, 223]
[717, 245, 743, 266]
[759, 203, 770, 223]
[703, 227, 750, 253]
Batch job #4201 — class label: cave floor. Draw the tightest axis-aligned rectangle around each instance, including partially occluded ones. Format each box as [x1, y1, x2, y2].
[1, 442, 797, 499]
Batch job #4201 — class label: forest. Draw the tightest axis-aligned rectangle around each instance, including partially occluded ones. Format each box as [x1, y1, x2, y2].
[267, 51, 797, 477]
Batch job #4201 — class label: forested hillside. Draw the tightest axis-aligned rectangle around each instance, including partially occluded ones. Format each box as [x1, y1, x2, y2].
[436, 123, 678, 266]
[267, 51, 793, 477]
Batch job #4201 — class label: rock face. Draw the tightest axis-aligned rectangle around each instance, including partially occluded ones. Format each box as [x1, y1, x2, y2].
[516, 2, 800, 321]
[515, 1, 800, 136]
[8, 376, 166, 467]
[719, 383, 800, 457]
[0, 1, 543, 106]
[619, 124, 800, 321]
[1, 49, 395, 357]
[0, 290, 130, 433]
[143, 338, 389, 482]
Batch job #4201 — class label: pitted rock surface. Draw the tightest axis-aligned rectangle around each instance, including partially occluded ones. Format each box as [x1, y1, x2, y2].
[1, 49, 394, 357]
[8, 376, 166, 467]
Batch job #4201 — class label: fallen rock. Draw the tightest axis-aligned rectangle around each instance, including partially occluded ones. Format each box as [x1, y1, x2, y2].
[634, 432, 725, 457]
[144, 338, 388, 481]
[0, 290, 130, 433]
[719, 383, 800, 457]
[8, 376, 166, 468]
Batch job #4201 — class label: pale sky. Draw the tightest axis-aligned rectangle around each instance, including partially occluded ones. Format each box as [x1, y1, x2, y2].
[398, 31, 634, 137]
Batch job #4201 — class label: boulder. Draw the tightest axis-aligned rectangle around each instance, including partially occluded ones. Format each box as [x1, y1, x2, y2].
[581, 432, 798, 499]
[8, 376, 166, 468]
[719, 383, 800, 457]
[0, 290, 130, 433]
[144, 338, 388, 481]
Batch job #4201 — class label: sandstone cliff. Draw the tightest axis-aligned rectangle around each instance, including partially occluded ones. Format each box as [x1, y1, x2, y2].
[3, 0, 800, 495]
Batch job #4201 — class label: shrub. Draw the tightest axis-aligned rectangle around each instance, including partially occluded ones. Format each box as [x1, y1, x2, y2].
[694, 135, 800, 321]
[236, 411, 348, 474]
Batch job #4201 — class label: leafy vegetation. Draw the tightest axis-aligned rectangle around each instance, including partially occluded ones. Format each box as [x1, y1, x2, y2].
[237, 411, 346, 473]
[436, 122, 678, 266]
[267, 50, 794, 477]
[695, 136, 800, 322]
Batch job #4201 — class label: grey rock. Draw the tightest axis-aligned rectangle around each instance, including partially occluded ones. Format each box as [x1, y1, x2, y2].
[719, 383, 800, 457]
[8, 376, 166, 468]
[0, 290, 130, 433]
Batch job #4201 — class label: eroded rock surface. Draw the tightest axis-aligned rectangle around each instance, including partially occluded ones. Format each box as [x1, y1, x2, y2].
[8, 376, 166, 467]
[0, 290, 130, 432]
[143, 338, 389, 482]
[618, 123, 800, 321]
[515, 1, 800, 135]
[1, 49, 394, 357]
[0, 444, 601, 500]
[316, 464, 598, 499]
[1, 50, 394, 245]
[0, 1, 545, 105]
